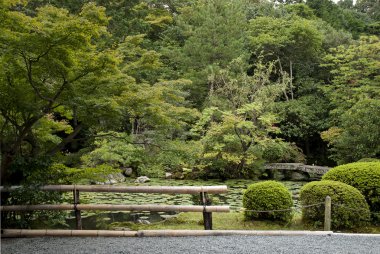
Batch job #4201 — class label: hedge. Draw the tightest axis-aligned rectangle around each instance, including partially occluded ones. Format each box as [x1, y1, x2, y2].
[322, 162, 380, 222]
[242, 181, 293, 222]
[300, 180, 370, 229]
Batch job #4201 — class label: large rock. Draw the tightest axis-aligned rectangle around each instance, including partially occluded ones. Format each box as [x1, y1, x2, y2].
[272, 170, 286, 180]
[122, 167, 133, 177]
[165, 172, 173, 179]
[94, 173, 126, 185]
[135, 176, 150, 183]
[288, 171, 309, 181]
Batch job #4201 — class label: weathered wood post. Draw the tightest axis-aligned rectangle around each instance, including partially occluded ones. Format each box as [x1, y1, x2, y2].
[324, 196, 331, 231]
[200, 191, 212, 230]
[73, 188, 82, 230]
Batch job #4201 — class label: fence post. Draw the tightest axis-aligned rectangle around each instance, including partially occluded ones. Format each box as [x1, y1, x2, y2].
[73, 189, 82, 230]
[200, 192, 212, 230]
[324, 196, 331, 231]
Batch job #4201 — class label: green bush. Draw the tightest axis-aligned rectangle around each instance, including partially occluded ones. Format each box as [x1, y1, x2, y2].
[322, 162, 380, 222]
[300, 180, 370, 229]
[242, 181, 293, 222]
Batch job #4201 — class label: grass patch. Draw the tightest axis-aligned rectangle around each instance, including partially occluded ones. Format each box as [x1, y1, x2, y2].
[109, 212, 380, 233]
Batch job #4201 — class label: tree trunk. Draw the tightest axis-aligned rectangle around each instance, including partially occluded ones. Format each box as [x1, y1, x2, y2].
[305, 138, 311, 158]
[1, 152, 14, 185]
[47, 124, 83, 156]
[289, 60, 294, 100]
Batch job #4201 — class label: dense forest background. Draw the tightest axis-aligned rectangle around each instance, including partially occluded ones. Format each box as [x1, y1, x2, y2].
[1, 0, 379, 184]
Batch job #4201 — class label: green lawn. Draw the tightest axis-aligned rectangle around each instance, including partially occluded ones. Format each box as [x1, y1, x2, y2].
[109, 212, 380, 233]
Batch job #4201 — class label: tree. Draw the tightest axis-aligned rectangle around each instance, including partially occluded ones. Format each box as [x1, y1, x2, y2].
[248, 16, 323, 100]
[321, 99, 380, 164]
[321, 36, 380, 163]
[161, 0, 248, 106]
[192, 58, 302, 178]
[322, 36, 380, 117]
[0, 2, 121, 184]
[306, 0, 375, 37]
[356, 0, 380, 21]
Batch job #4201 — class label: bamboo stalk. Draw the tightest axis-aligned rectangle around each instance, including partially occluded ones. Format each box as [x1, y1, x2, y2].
[1, 229, 138, 238]
[1, 229, 333, 238]
[324, 196, 331, 231]
[1, 204, 230, 213]
[0, 185, 228, 194]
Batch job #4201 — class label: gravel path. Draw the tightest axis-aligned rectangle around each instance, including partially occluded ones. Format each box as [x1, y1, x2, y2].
[2, 235, 380, 254]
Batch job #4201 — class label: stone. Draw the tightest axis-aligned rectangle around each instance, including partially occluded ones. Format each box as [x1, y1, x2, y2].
[135, 176, 150, 183]
[272, 170, 286, 180]
[123, 167, 133, 177]
[165, 172, 173, 179]
[289, 171, 309, 181]
[160, 214, 178, 220]
[93, 173, 126, 185]
[137, 219, 151, 224]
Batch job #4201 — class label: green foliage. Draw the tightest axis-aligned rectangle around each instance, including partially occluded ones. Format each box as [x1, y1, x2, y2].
[248, 15, 323, 67]
[2, 160, 66, 229]
[192, 59, 300, 178]
[321, 99, 380, 163]
[321, 36, 380, 164]
[163, 0, 248, 104]
[306, 0, 374, 37]
[25, 163, 122, 184]
[356, 0, 380, 21]
[81, 132, 145, 169]
[81, 131, 202, 178]
[300, 180, 370, 229]
[2, 185, 67, 229]
[118, 34, 163, 84]
[118, 79, 199, 136]
[277, 94, 330, 140]
[1, 0, 379, 187]
[2, 162, 121, 228]
[242, 181, 293, 222]
[358, 158, 380, 162]
[262, 142, 305, 163]
[322, 162, 380, 222]
[0, 2, 122, 183]
[65, 164, 123, 184]
[322, 36, 380, 115]
[285, 3, 317, 19]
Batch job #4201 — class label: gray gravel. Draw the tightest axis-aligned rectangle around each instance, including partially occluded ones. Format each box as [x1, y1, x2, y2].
[2, 235, 380, 254]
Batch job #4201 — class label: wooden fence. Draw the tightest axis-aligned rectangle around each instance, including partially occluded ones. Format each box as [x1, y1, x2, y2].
[0, 185, 229, 230]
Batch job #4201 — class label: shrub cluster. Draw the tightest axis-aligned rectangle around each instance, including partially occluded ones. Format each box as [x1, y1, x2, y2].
[322, 162, 380, 222]
[243, 181, 293, 222]
[300, 180, 370, 229]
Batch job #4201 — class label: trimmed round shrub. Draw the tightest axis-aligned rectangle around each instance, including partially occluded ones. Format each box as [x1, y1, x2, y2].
[300, 180, 370, 229]
[322, 162, 380, 222]
[243, 181, 293, 222]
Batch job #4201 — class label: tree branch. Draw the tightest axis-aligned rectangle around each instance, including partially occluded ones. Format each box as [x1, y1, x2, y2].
[20, 51, 54, 103]
[47, 124, 83, 156]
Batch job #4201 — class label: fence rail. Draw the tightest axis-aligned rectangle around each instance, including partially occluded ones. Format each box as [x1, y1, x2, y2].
[0, 204, 230, 213]
[1, 185, 229, 230]
[0, 185, 228, 194]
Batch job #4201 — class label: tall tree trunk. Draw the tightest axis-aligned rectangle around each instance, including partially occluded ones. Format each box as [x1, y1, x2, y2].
[289, 60, 294, 100]
[1, 152, 14, 185]
[1, 117, 40, 185]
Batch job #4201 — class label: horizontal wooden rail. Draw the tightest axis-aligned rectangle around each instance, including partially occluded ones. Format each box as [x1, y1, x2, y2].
[1, 184, 229, 230]
[0, 204, 230, 213]
[0, 185, 228, 194]
[1, 229, 335, 238]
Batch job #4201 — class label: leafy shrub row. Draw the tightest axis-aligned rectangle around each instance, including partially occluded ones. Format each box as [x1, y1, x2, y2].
[243, 181, 293, 222]
[322, 162, 380, 222]
[300, 180, 370, 229]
